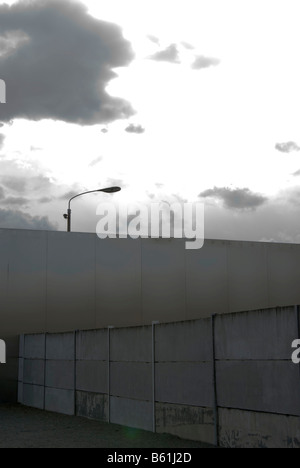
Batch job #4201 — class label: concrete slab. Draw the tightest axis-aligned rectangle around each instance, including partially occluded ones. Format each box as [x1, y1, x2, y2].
[23, 383, 44, 410]
[46, 333, 74, 360]
[45, 360, 74, 390]
[110, 326, 152, 362]
[76, 360, 107, 393]
[155, 319, 211, 362]
[76, 329, 107, 361]
[110, 396, 152, 431]
[216, 360, 300, 416]
[219, 407, 300, 448]
[110, 362, 152, 401]
[23, 359, 45, 386]
[45, 387, 74, 415]
[155, 362, 213, 407]
[24, 334, 45, 359]
[156, 402, 214, 445]
[76, 390, 108, 421]
[215, 307, 297, 360]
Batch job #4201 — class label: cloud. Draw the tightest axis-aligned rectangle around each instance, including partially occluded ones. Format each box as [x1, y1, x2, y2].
[105, 177, 126, 188]
[0, 196, 30, 206]
[0, 170, 53, 194]
[147, 35, 160, 45]
[0, 0, 135, 125]
[30, 145, 43, 152]
[275, 141, 300, 153]
[38, 196, 53, 204]
[199, 186, 268, 210]
[181, 41, 195, 50]
[0, 208, 56, 230]
[59, 190, 79, 200]
[293, 169, 300, 176]
[0, 133, 5, 149]
[191, 55, 220, 70]
[149, 44, 180, 64]
[125, 123, 145, 134]
[89, 156, 103, 167]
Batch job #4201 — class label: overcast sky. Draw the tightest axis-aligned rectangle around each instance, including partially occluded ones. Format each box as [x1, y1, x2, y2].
[0, 0, 300, 242]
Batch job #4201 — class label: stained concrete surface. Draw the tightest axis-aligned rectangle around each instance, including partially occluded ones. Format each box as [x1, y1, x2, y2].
[0, 404, 214, 448]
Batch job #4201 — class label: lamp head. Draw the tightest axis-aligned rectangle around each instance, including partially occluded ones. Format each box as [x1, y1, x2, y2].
[100, 186, 121, 194]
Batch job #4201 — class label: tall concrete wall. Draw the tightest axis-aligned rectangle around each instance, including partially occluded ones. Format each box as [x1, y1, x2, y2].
[2, 228, 300, 401]
[18, 306, 300, 448]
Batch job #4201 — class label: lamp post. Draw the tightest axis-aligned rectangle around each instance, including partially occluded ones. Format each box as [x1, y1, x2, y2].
[63, 186, 121, 232]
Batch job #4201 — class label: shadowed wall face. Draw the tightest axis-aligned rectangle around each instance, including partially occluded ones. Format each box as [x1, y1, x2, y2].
[1, 228, 300, 402]
[18, 307, 300, 448]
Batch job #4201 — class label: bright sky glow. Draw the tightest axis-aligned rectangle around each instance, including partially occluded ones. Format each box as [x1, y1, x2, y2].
[0, 0, 300, 240]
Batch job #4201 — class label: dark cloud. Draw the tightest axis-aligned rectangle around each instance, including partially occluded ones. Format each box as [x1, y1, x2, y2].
[1, 174, 26, 192]
[1, 196, 29, 206]
[0, 0, 135, 125]
[275, 141, 300, 153]
[60, 190, 79, 200]
[199, 186, 267, 210]
[191, 55, 220, 70]
[38, 196, 53, 204]
[149, 44, 180, 64]
[125, 123, 145, 134]
[0, 186, 5, 199]
[0, 208, 56, 230]
[0, 171, 53, 193]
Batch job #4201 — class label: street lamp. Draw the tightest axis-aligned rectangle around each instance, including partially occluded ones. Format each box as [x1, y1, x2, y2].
[63, 186, 121, 232]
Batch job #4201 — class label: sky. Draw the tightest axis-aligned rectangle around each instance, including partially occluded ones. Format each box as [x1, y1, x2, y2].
[0, 0, 300, 242]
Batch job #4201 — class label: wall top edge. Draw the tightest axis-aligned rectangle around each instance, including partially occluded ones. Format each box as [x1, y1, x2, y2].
[0, 227, 299, 248]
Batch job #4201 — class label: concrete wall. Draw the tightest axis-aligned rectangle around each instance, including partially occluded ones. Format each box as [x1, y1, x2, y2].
[18, 306, 300, 448]
[2, 228, 300, 401]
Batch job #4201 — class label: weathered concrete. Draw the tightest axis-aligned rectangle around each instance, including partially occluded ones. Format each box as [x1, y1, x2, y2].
[215, 307, 297, 360]
[155, 362, 213, 407]
[2, 229, 300, 403]
[110, 396, 152, 431]
[24, 334, 45, 359]
[110, 326, 152, 362]
[46, 333, 74, 360]
[219, 407, 300, 448]
[110, 362, 152, 401]
[76, 361, 107, 394]
[216, 361, 300, 416]
[23, 359, 45, 386]
[76, 329, 107, 361]
[76, 390, 108, 421]
[17, 304, 300, 446]
[23, 384, 44, 410]
[155, 402, 214, 445]
[45, 387, 74, 415]
[45, 360, 74, 390]
[155, 319, 211, 362]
